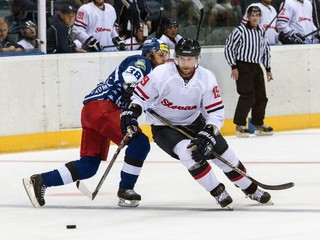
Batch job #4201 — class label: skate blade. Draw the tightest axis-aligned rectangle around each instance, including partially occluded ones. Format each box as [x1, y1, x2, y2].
[254, 131, 273, 136]
[262, 199, 274, 205]
[236, 132, 249, 138]
[22, 178, 41, 208]
[224, 204, 234, 211]
[118, 198, 139, 208]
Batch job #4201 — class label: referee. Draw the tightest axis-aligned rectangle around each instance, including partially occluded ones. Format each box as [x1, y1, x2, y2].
[224, 6, 273, 138]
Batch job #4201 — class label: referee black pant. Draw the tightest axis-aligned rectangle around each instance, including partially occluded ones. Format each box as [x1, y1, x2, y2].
[233, 61, 268, 127]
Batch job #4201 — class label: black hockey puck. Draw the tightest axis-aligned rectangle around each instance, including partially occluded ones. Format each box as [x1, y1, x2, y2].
[66, 225, 76, 229]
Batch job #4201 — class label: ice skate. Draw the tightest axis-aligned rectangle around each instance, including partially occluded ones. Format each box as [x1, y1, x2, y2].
[236, 125, 250, 138]
[210, 183, 233, 209]
[254, 124, 273, 136]
[117, 188, 141, 207]
[22, 174, 46, 208]
[246, 188, 273, 205]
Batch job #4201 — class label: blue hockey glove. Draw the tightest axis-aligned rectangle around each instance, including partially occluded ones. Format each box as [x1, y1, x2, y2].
[120, 103, 142, 136]
[85, 36, 102, 52]
[188, 125, 218, 162]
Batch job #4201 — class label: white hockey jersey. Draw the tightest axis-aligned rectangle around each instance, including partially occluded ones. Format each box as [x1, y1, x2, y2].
[242, 2, 279, 45]
[131, 62, 225, 130]
[73, 2, 118, 52]
[159, 34, 183, 58]
[276, 0, 317, 43]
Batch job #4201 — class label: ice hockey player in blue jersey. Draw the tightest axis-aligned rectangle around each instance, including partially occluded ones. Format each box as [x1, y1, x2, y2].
[23, 38, 169, 208]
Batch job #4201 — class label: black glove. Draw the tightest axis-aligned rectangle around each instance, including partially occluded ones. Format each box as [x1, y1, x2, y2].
[187, 125, 218, 162]
[120, 103, 142, 136]
[122, 83, 135, 106]
[112, 37, 127, 51]
[85, 36, 102, 52]
[279, 31, 305, 44]
[291, 32, 305, 44]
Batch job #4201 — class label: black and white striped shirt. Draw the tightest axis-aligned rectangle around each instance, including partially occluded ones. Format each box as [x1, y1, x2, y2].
[224, 23, 271, 71]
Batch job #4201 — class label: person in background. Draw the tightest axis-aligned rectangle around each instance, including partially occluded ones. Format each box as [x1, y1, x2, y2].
[277, 0, 319, 44]
[5, 0, 32, 37]
[121, 38, 272, 209]
[225, 6, 273, 137]
[73, 0, 125, 52]
[242, 0, 279, 45]
[17, 20, 41, 51]
[159, 17, 182, 50]
[47, 5, 86, 53]
[124, 21, 148, 51]
[22, 38, 169, 208]
[114, 0, 152, 40]
[0, 17, 23, 52]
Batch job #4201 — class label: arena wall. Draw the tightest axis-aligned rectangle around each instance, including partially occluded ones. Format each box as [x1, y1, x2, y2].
[1, 45, 319, 153]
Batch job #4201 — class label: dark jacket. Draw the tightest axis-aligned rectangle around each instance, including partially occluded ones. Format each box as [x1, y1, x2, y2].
[46, 14, 76, 53]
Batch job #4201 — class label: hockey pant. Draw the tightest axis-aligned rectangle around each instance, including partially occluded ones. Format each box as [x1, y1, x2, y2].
[41, 100, 150, 189]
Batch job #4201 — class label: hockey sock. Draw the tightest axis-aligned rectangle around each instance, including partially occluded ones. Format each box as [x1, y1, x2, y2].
[119, 156, 143, 189]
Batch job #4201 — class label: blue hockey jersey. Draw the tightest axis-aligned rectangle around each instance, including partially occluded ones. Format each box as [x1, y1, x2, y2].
[83, 54, 153, 108]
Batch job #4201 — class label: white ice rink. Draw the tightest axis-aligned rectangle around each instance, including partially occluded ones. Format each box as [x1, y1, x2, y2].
[1, 129, 320, 240]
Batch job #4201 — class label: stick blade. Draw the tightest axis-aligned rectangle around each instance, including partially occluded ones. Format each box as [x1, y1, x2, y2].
[250, 177, 295, 190]
[76, 180, 94, 200]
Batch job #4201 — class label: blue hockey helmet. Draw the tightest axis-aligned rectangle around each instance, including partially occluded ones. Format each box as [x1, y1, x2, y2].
[141, 38, 169, 56]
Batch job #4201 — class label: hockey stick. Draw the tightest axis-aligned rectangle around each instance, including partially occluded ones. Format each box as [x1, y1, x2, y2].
[102, 43, 141, 50]
[156, 4, 164, 39]
[303, 27, 320, 38]
[192, 0, 204, 41]
[147, 109, 294, 191]
[76, 130, 133, 200]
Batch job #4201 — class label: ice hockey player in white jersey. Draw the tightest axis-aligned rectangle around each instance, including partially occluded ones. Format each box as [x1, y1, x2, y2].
[242, 0, 279, 45]
[160, 18, 182, 59]
[73, 0, 126, 52]
[277, 0, 319, 44]
[120, 38, 272, 208]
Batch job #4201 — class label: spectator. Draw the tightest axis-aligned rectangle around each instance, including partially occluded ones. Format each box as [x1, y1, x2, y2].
[277, 0, 319, 44]
[114, 0, 152, 40]
[5, 0, 30, 42]
[0, 18, 23, 52]
[73, 0, 125, 52]
[312, 0, 320, 29]
[159, 18, 182, 50]
[205, 0, 237, 27]
[17, 20, 40, 51]
[124, 21, 148, 51]
[224, 6, 273, 137]
[47, 5, 86, 53]
[242, 0, 279, 45]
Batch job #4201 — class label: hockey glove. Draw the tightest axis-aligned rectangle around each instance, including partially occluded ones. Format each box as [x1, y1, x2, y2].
[120, 103, 142, 136]
[279, 31, 305, 44]
[85, 36, 102, 52]
[122, 83, 135, 106]
[187, 125, 218, 162]
[291, 32, 305, 44]
[112, 37, 127, 51]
